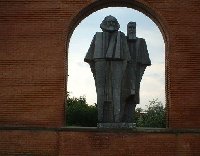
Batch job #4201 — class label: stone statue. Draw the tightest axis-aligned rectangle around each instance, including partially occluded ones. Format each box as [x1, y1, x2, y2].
[84, 15, 131, 123]
[122, 22, 151, 122]
[84, 17, 151, 128]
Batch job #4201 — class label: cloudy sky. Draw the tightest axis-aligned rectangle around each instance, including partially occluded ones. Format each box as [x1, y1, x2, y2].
[68, 7, 165, 109]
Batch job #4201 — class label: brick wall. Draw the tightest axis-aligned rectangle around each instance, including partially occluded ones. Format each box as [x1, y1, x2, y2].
[0, 130, 58, 155]
[1, 0, 199, 129]
[0, 129, 200, 156]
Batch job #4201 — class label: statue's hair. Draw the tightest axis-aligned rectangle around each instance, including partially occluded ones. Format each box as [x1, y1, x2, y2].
[100, 15, 120, 31]
[127, 22, 136, 28]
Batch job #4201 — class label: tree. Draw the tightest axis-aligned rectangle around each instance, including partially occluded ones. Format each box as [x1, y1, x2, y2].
[66, 94, 97, 127]
[66, 94, 166, 128]
[135, 98, 166, 128]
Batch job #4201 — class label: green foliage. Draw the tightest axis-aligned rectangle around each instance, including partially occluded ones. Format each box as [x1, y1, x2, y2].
[66, 95, 97, 127]
[66, 94, 166, 128]
[135, 98, 166, 128]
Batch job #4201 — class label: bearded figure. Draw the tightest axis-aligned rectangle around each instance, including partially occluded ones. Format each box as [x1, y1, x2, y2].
[84, 15, 130, 123]
[122, 22, 151, 122]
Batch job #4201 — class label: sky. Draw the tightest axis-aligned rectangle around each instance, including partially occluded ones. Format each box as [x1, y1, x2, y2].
[67, 7, 165, 109]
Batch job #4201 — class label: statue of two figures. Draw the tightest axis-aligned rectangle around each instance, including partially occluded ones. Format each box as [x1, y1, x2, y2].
[84, 15, 151, 128]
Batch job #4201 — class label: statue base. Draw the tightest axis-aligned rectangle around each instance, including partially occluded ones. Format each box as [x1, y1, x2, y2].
[97, 123, 136, 129]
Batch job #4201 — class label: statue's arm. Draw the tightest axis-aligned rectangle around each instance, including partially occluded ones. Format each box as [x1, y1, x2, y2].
[139, 65, 146, 82]
[137, 39, 151, 82]
[84, 35, 96, 63]
[139, 39, 151, 66]
[84, 35, 96, 79]
[90, 62, 96, 79]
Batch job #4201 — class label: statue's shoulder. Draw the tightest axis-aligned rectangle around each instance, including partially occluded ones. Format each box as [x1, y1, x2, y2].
[118, 31, 126, 39]
[118, 31, 125, 36]
[136, 38, 147, 45]
[93, 32, 102, 40]
[95, 32, 101, 36]
[137, 38, 145, 42]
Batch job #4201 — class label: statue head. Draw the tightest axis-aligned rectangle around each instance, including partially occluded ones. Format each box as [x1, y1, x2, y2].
[100, 15, 120, 32]
[127, 22, 136, 40]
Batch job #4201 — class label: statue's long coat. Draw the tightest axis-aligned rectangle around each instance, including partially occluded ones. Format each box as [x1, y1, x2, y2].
[84, 31, 131, 87]
[84, 31, 130, 122]
[124, 38, 151, 104]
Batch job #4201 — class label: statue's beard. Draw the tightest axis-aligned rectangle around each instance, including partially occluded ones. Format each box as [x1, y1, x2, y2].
[104, 25, 117, 32]
[127, 32, 136, 40]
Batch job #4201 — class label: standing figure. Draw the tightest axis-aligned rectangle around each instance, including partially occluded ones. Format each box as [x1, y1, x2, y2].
[122, 22, 151, 122]
[84, 15, 130, 123]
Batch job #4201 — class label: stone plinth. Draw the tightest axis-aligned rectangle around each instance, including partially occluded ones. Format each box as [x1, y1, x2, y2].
[97, 123, 136, 129]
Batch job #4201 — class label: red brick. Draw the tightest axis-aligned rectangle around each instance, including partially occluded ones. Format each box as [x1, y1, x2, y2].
[0, 130, 58, 155]
[0, 0, 199, 130]
[0, 130, 199, 156]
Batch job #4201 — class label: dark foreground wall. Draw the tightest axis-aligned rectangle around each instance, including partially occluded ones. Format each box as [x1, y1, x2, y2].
[0, 128, 200, 156]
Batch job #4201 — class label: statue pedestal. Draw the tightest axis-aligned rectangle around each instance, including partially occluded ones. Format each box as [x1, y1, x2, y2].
[97, 123, 136, 129]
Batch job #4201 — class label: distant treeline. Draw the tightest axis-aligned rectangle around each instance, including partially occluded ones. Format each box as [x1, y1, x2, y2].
[66, 94, 166, 128]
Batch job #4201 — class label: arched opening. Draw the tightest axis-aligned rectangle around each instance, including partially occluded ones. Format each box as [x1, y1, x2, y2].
[66, 0, 169, 127]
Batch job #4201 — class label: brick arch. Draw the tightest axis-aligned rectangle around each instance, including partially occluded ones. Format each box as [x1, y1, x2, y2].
[66, 0, 170, 126]
[67, 0, 169, 45]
